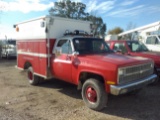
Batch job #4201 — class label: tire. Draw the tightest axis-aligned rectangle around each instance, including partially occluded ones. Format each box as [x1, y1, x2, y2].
[82, 78, 108, 111]
[27, 67, 40, 85]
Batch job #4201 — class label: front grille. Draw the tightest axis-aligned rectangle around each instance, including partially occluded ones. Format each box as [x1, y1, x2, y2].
[118, 62, 154, 84]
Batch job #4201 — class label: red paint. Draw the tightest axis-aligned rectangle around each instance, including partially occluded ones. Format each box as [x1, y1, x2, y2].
[51, 54, 72, 83]
[86, 86, 97, 103]
[17, 38, 56, 77]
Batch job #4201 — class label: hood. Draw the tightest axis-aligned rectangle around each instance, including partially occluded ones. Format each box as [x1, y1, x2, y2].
[81, 53, 151, 67]
[132, 51, 160, 60]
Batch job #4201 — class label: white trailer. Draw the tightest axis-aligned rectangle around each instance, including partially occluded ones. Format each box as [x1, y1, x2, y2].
[117, 21, 160, 51]
[118, 21, 160, 41]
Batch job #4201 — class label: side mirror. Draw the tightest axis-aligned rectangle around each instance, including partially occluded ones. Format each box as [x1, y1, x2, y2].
[114, 49, 122, 53]
[73, 51, 79, 56]
[54, 48, 62, 57]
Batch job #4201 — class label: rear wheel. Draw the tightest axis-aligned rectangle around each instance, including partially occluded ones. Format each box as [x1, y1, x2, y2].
[82, 78, 108, 111]
[27, 67, 40, 85]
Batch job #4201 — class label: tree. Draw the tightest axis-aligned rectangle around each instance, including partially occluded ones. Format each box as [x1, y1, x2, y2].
[49, 0, 88, 19]
[0, 0, 6, 23]
[126, 22, 137, 40]
[108, 27, 123, 35]
[49, 0, 106, 38]
[84, 15, 106, 38]
[126, 22, 136, 30]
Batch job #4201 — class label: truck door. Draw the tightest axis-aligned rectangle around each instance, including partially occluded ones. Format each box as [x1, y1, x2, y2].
[52, 39, 73, 82]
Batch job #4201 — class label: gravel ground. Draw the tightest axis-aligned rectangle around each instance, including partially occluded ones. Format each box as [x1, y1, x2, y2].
[0, 59, 160, 120]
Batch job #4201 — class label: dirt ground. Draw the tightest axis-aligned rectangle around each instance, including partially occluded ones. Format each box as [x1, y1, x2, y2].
[0, 59, 160, 120]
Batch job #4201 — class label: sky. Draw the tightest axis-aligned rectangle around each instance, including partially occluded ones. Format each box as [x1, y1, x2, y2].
[0, 0, 160, 38]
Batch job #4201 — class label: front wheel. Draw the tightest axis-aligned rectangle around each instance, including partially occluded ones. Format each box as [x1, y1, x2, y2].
[27, 67, 40, 85]
[82, 78, 108, 111]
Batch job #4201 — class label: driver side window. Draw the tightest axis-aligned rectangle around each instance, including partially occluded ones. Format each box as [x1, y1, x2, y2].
[57, 40, 72, 54]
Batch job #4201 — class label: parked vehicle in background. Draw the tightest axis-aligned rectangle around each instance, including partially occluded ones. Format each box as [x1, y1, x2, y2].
[0, 39, 17, 59]
[14, 16, 157, 111]
[144, 35, 160, 52]
[0, 41, 2, 58]
[107, 40, 160, 80]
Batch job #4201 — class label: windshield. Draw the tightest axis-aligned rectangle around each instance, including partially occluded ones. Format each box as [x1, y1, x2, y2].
[127, 41, 149, 52]
[8, 40, 16, 45]
[73, 38, 111, 54]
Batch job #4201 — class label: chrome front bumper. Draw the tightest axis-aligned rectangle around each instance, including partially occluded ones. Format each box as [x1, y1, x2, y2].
[110, 74, 157, 95]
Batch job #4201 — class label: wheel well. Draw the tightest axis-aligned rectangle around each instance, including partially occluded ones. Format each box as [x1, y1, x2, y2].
[78, 72, 104, 90]
[24, 61, 32, 70]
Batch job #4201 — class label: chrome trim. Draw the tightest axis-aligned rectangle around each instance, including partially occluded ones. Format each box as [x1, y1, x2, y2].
[118, 62, 154, 84]
[110, 74, 157, 95]
[34, 73, 53, 79]
[54, 59, 72, 64]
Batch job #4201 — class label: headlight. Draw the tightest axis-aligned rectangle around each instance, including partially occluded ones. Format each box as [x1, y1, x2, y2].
[118, 68, 125, 84]
[118, 69, 125, 75]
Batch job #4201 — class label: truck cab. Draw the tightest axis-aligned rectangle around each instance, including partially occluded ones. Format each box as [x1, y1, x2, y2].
[51, 35, 113, 83]
[144, 35, 160, 52]
[49, 34, 156, 110]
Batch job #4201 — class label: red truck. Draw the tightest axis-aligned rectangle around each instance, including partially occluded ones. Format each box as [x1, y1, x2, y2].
[107, 40, 160, 79]
[14, 16, 157, 111]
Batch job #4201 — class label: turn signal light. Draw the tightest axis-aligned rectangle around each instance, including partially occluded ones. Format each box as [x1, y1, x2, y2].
[107, 81, 115, 85]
